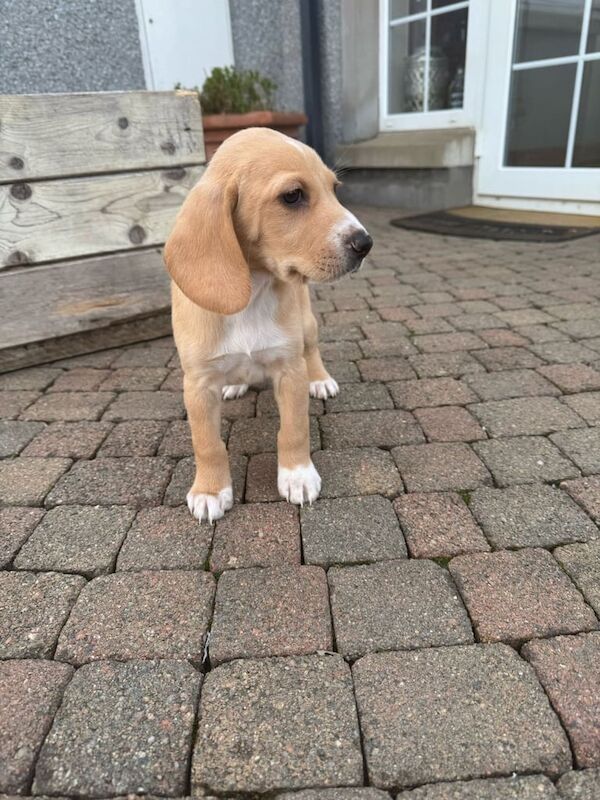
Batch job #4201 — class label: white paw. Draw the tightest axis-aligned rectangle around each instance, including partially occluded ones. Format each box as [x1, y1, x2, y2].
[309, 377, 339, 399]
[222, 384, 249, 400]
[187, 487, 233, 523]
[278, 462, 321, 506]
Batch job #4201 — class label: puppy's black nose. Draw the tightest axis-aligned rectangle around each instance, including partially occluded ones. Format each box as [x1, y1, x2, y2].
[349, 229, 373, 257]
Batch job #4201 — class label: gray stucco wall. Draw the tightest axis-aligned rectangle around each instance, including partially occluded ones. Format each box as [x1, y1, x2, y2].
[0, 0, 145, 94]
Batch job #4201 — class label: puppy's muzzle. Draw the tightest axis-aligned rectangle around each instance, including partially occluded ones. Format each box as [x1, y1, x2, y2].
[344, 229, 373, 273]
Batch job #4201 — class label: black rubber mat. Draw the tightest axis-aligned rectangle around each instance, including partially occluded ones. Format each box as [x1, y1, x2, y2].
[390, 210, 600, 243]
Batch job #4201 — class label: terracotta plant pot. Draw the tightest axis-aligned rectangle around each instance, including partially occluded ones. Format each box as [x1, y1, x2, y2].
[202, 110, 308, 159]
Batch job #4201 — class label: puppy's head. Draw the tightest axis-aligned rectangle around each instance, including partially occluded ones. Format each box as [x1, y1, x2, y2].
[164, 128, 372, 315]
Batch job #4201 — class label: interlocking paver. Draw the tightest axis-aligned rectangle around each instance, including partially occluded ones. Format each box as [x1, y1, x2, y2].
[20, 392, 114, 421]
[211, 502, 300, 572]
[524, 632, 600, 768]
[329, 560, 472, 657]
[301, 495, 406, 566]
[210, 566, 331, 663]
[47, 368, 111, 392]
[414, 332, 486, 353]
[0, 660, 73, 793]
[279, 790, 390, 800]
[530, 341, 599, 364]
[0, 457, 71, 505]
[103, 390, 184, 420]
[474, 347, 543, 371]
[392, 442, 492, 492]
[470, 484, 599, 548]
[538, 363, 600, 393]
[550, 427, 600, 474]
[117, 506, 213, 571]
[0, 390, 40, 418]
[389, 377, 477, 409]
[14, 505, 135, 577]
[325, 383, 393, 413]
[193, 655, 363, 794]
[33, 660, 201, 797]
[473, 436, 579, 486]
[229, 415, 320, 454]
[320, 410, 424, 449]
[0, 506, 44, 568]
[414, 406, 486, 442]
[357, 356, 416, 381]
[562, 475, 600, 521]
[99, 366, 169, 391]
[554, 541, 600, 616]
[470, 396, 585, 437]
[396, 775, 558, 799]
[563, 392, 600, 424]
[465, 368, 560, 400]
[408, 351, 485, 378]
[313, 448, 404, 498]
[97, 419, 167, 457]
[46, 457, 172, 507]
[449, 549, 597, 646]
[0, 571, 84, 658]
[394, 492, 489, 557]
[55, 570, 214, 665]
[353, 644, 571, 789]
[21, 421, 112, 458]
[557, 769, 600, 799]
[0, 420, 45, 457]
[0, 366, 61, 390]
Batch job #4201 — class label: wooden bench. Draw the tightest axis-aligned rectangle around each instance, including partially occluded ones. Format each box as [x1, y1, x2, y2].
[0, 90, 205, 372]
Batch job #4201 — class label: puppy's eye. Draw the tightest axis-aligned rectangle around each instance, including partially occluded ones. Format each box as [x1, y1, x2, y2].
[282, 188, 303, 205]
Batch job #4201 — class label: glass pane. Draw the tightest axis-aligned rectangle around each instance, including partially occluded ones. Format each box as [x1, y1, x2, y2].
[573, 60, 600, 167]
[513, 0, 584, 63]
[587, 0, 600, 52]
[432, 0, 462, 7]
[388, 19, 426, 113]
[390, 0, 426, 20]
[430, 7, 469, 110]
[505, 64, 576, 166]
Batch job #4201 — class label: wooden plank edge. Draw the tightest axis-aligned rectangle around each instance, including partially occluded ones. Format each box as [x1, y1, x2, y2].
[0, 309, 172, 373]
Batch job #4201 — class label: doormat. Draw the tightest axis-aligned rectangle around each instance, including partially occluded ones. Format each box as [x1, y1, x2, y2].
[390, 209, 600, 243]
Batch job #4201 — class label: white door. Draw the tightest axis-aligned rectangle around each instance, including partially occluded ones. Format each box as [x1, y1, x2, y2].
[476, 0, 600, 213]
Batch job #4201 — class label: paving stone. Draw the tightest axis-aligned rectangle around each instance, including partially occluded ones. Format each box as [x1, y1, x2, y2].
[279, 789, 391, 800]
[158, 419, 195, 456]
[160, 367, 184, 391]
[394, 492, 489, 558]
[563, 392, 600, 424]
[0, 390, 39, 418]
[117, 506, 213, 571]
[0, 420, 44, 456]
[562, 475, 600, 521]
[414, 406, 486, 442]
[220, 389, 257, 418]
[211, 502, 300, 572]
[33, 660, 201, 797]
[111, 345, 173, 367]
[329, 560, 472, 658]
[397, 774, 558, 799]
[470, 397, 585, 437]
[465, 369, 560, 400]
[193, 655, 363, 794]
[0, 506, 44, 568]
[0, 660, 74, 794]
[392, 442, 491, 492]
[21, 392, 114, 421]
[454, 313, 510, 331]
[474, 347, 544, 371]
[496, 308, 557, 326]
[530, 342, 599, 364]
[325, 383, 393, 413]
[557, 769, 600, 799]
[413, 332, 486, 353]
[359, 338, 417, 358]
[449, 549, 597, 646]
[404, 317, 456, 334]
[320, 340, 362, 360]
[0, 366, 62, 391]
[517, 324, 569, 343]
[313, 448, 403, 498]
[14, 506, 136, 577]
[229, 415, 320, 454]
[320, 410, 424, 449]
[524, 632, 600, 768]
[164, 454, 246, 506]
[554, 541, 600, 617]
[257, 388, 324, 416]
[357, 357, 416, 381]
[323, 359, 361, 383]
[21, 421, 112, 458]
[538, 363, 600, 393]
[0, 458, 71, 506]
[46, 457, 172, 508]
[103, 391, 185, 421]
[362, 322, 408, 341]
[97, 420, 167, 457]
[408, 351, 485, 378]
[0, 571, 84, 658]
[389, 377, 477, 410]
[47, 368, 112, 392]
[473, 437, 579, 486]
[55, 570, 214, 665]
[301, 495, 405, 567]
[470, 484, 599, 549]
[352, 644, 571, 789]
[99, 367, 170, 391]
[550, 427, 600, 474]
[556, 319, 600, 340]
[51, 348, 121, 368]
[478, 328, 530, 347]
[210, 566, 331, 664]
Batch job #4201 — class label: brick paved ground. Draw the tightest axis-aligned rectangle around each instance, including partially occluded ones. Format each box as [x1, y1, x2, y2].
[1, 206, 600, 798]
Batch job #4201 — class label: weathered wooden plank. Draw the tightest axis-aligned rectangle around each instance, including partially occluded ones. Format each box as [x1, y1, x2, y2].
[0, 165, 203, 267]
[0, 249, 170, 352]
[0, 91, 205, 183]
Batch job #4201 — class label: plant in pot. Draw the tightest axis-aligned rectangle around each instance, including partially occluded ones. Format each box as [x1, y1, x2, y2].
[178, 66, 307, 159]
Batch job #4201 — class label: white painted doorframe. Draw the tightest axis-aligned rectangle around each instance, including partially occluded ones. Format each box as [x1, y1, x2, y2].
[475, 0, 600, 214]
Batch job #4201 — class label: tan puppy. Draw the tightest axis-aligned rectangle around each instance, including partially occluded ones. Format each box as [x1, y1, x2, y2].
[164, 128, 372, 522]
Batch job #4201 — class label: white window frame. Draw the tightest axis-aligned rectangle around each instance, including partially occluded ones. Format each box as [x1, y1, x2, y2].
[379, 0, 488, 131]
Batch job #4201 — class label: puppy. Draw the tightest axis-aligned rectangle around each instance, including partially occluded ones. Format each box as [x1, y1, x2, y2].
[164, 128, 372, 522]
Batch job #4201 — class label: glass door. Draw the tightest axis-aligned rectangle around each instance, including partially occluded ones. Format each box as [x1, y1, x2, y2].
[477, 0, 600, 208]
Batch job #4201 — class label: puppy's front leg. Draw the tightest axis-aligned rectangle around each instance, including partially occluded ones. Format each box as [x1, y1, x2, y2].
[272, 357, 321, 505]
[184, 374, 232, 522]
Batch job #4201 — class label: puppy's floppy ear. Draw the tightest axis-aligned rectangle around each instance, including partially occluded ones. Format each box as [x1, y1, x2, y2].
[164, 174, 251, 315]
